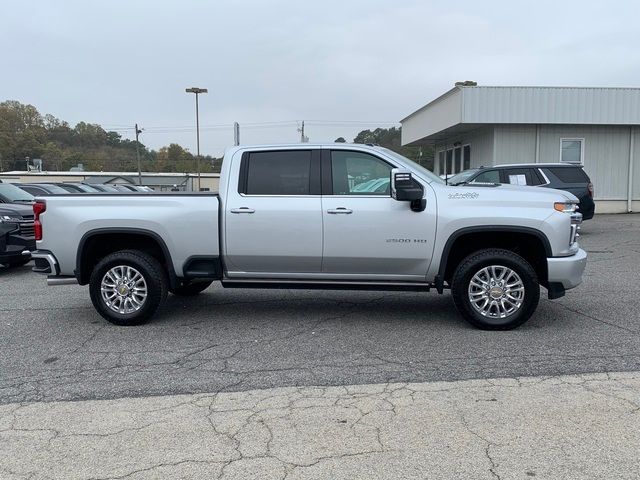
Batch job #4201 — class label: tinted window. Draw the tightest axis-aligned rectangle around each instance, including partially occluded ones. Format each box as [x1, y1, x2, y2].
[245, 150, 311, 195]
[472, 170, 500, 183]
[545, 167, 589, 184]
[463, 145, 471, 170]
[331, 151, 392, 195]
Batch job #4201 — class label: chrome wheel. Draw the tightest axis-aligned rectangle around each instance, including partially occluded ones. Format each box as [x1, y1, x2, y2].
[468, 265, 525, 319]
[100, 265, 148, 314]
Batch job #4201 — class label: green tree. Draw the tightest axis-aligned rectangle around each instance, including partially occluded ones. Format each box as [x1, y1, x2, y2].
[353, 127, 433, 170]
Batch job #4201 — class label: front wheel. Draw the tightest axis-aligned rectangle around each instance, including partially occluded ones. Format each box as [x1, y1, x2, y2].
[89, 250, 167, 326]
[451, 249, 540, 330]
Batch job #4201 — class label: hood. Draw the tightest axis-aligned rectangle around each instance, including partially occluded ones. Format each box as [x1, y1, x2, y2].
[490, 183, 579, 202]
[441, 183, 579, 208]
[0, 203, 33, 218]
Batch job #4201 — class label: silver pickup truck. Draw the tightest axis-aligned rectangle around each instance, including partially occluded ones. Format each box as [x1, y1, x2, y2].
[31, 144, 586, 330]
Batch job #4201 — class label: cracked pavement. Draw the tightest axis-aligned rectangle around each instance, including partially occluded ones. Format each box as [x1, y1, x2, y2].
[0, 214, 639, 478]
[0, 214, 639, 405]
[0, 372, 639, 479]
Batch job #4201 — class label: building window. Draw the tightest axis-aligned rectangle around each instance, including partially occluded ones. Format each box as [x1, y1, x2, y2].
[560, 138, 584, 164]
[437, 145, 471, 175]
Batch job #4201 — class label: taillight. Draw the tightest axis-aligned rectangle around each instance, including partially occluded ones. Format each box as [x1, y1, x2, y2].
[33, 201, 46, 241]
[588, 182, 594, 197]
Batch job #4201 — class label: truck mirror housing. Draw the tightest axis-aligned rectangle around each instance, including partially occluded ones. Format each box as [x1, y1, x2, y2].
[391, 169, 425, 212]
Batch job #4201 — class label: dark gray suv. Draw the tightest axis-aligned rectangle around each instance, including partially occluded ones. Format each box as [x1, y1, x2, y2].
[448, 163, 595, 220]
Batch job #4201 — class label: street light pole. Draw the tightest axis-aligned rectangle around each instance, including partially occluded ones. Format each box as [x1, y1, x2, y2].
[134, 123, 143, 186]
[185, 87, 208, 191]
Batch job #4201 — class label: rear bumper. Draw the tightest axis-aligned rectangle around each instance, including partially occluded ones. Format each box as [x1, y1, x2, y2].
[547, 248, 587, 291]
[31, 250, 59, 275]
[31, 250, 78, 285]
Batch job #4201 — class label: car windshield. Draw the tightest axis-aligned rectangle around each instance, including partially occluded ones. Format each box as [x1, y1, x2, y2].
[0, 183, 35, 202]
[379, 148, 445, 184]
[448, 169, 480, 185]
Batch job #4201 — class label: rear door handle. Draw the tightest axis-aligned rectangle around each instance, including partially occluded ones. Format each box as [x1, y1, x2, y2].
[230, 207, 255, 214]
[327, 207, 353, 214]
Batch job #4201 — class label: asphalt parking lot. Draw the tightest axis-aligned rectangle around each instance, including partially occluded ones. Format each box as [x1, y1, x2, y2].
[1, 214, 639, 405]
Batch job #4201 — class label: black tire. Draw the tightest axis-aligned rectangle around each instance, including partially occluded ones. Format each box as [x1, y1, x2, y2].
[89, 250, 167, 326]
[451, 248, 540, 330]
[169, 280, 213, 296]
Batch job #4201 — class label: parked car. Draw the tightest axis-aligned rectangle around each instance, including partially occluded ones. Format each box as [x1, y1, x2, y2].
[16, 183, 70, 196]
[0, 183, 35, 204]
[111, 184, 146, 192]
[32, 144, 586, 330]
[54, 183, 101, 193]
[0, 203, 35, 267]
[85, 184, 121, 192]
[447, 163, 595, 220]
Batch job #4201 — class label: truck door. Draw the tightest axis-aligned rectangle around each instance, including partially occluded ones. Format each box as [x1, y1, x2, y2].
[321, 149, 436, 280]
[224, 149, 323, 275]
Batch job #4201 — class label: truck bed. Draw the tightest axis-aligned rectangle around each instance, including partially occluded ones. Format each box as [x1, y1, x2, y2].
[36, 193, 220, 278]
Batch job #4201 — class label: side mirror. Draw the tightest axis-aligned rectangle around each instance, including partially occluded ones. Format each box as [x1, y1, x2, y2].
[391, 168, 426, 212]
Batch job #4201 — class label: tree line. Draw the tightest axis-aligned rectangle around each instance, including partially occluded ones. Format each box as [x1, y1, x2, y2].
[0, 100, 219, 173]
[0, 100, 434, 173]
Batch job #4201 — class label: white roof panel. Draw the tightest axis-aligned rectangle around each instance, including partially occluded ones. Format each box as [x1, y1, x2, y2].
[401, 85, 640, 144]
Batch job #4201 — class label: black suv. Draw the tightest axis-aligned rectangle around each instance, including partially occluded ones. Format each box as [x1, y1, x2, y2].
[0, 203, 35, 267]
[447, 163, 595, 220]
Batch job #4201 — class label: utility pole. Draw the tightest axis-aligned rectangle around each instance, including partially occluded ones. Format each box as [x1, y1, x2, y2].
[298, 121, 308, 143]
[135, 124, 143, 185]
[0, 153, 3, 173]
[234, 122, 240, 146]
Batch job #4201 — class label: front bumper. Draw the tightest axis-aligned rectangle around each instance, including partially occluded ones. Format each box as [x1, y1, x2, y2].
[0, 224, 35, 264]
[547, 248, 587, 290]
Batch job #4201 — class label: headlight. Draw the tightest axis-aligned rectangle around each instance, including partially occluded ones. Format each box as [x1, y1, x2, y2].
[0, 215, 22, 222]
[554, 202, 578, 213]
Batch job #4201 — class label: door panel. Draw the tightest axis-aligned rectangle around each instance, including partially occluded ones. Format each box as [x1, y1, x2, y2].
[321, 149, 436, 279]
[322, 196, 435, 277]
[224, 149, 323, 275]
[225, 197, 322, 273]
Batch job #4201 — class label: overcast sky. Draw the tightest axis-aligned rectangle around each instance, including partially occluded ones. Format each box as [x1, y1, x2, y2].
[2, 0, 639, 156]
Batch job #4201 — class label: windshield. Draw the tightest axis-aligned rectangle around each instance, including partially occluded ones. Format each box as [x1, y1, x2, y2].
[378, 148, 445, 184]
[448, 169, 479, 185]
[0, 183, 35, 202]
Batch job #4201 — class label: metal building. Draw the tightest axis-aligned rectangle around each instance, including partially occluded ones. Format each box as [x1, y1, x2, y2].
[400, 85, 640, 213]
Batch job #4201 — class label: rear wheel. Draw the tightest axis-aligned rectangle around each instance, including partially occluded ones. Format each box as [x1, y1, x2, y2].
[89, 250, 167, 326]
[451, 248, 540, 330]
[169, 280, 213, 296]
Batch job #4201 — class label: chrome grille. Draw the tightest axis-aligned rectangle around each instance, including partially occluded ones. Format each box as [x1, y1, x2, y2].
[18, 221, 35, 237]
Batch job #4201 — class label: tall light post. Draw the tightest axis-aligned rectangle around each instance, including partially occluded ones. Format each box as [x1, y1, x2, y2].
[134, 123, 143, 186]
[185, 87, 208, 191]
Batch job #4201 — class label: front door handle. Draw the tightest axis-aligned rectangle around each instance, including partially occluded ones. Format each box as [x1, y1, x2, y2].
[327, 207, 353, 214]
[230, 207, 255, 214]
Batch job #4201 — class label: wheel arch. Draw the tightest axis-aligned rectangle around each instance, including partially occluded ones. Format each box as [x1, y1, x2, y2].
[76, 228, 178, 288]
[437, 226, 551, 292]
